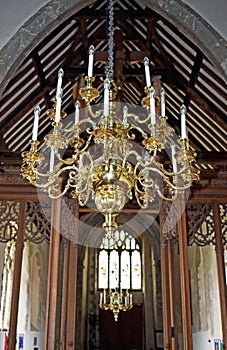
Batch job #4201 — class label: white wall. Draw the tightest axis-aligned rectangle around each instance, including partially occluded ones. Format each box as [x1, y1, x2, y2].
[188, 244, 223, 349]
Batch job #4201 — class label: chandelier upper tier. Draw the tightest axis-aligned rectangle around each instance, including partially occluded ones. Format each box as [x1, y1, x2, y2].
[21, 3, 199, 234]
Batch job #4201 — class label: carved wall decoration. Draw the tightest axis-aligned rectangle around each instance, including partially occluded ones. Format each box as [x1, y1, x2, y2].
[187, 204, 215, 246]
[219, 204, 227, 247]
[61, 196, 79, 243]
[24, 201, 50, 243]
[161, 201, 178, 243]
[0, 200, 50, 243]
[0, 201, 20, 242]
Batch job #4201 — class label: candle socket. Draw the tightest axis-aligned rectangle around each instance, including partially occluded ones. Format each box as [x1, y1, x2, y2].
[30, 139, 40, 152]
[47, 99, 67, 121]
[79, 76, 99, 103]
[141, 86, 152, 109]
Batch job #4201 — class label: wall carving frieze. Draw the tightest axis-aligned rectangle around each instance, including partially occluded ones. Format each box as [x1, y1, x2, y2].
[186, 203, 227, 247]
[24, 201, 50, 243]
[219, 204, 227, 247]
[0, 200, 50, 243]
[0, 200, 20, 242]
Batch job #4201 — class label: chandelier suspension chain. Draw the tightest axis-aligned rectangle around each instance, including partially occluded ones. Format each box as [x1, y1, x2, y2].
[105, 0, 115, 81]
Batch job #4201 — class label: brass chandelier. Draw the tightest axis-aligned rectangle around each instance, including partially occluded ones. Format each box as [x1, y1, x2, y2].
[21, 0, 199, 235]
[99, 289, 133, 322]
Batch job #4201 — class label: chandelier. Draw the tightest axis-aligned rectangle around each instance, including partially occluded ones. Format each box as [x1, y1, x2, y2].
[21, 0, 199, 235]
[99, 289, 133, 322]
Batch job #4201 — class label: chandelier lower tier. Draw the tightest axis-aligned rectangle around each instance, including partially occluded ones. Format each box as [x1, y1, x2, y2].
[21, 51, 199, 234]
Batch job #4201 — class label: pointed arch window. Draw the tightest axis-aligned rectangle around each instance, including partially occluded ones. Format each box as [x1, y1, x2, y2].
[98, 230, 142, 290]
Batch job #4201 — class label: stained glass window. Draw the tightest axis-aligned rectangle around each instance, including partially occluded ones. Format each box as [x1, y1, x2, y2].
[98, 250, 108, 289]
[98, 230, 142, 290]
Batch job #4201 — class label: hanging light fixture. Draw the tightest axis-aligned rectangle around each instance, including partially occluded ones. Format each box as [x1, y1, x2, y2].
[21, 0, 199, 235]
[99, 289, 133, 322]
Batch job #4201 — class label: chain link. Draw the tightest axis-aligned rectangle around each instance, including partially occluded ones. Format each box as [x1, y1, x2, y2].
[105, 0, 115, 80]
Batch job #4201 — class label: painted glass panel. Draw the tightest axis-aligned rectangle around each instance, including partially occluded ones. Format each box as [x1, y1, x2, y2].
[98, 250, 108, 289]
[131, 250, 142, 289]
[109, 250, 119, 289]
[120, 250, 130, 289]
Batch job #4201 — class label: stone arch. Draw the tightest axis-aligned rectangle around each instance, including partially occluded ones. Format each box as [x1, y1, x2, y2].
[0, 0, 226, 95]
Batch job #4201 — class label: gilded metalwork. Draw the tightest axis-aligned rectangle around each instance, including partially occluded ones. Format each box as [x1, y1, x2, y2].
[21, 1, 199, 235]
[79, 76, 99, 103]
[99, 289, 133, 321]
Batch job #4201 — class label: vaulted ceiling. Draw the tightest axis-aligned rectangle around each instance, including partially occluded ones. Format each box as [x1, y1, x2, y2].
[0, 0, 226, 170]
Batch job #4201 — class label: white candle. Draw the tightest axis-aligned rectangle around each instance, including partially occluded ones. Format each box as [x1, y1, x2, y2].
[49, 148, 55, 172]
[144, 150, 150, 166]
[104, 78, 110, 117]
[143, 57, 151, 87]
[74, 100, 80, 124]
[171, 143, 177, 173]
[160, 87, 165, 117]
[79, 153, 84, 170]
[55, 95, 62, 124]
[32, 105, 41, 141]
[130, 293, 133, 304]
[123, 105, 128, 127]
[100, 292, 103, 304]
[57, 68, 64, 90]
[88, 45, 95, 77]
[55, 69, 64, 123]
[149, 87, 156, 125]
[180, 104, 187, 139]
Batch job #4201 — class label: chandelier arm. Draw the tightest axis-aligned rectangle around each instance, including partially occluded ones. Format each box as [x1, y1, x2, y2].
[127, 113, 150, 124]
[154, 185, 178, 201]
[87, 102, 101, 119]
[77, 190, 90, 206]
[122, 150, 143, 168]
[55, 153, 76, 165]
[156, 161, 196, 178]
[127, 125, 148, 140]
[47, 182, 70, 199]
[77, 134, 94, 154]
[64, 117, 96, 133]
[82, 150, 95, 168]
[47, 166, 90, 200]
[30, 167, 57, 181]
[143, 167, 193, 192]
[134, 188, 149, 209]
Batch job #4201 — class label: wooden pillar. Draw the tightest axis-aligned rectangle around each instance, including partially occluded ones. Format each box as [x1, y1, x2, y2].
[177, 193, 192, 350]
[160, 207, 172, 349]
[59, 238, 70, 350]
[8, 200, 26, 350]
[213, 202, 227, 348]
[65, 200, 79, 349]
[167, 238, 178, 350]
[44, 197, 61, 350]
[65, 241, 78, 348]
